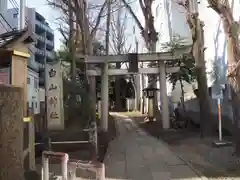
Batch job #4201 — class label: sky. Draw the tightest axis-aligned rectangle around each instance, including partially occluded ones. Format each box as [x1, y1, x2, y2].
[11, 0, 145, 52]
[8, 0, 152, 52]
[9, 0, 168, 52]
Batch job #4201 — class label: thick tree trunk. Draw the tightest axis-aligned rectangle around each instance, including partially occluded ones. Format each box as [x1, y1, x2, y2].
[227, 36, 240, 155]
[206, 0, 240, 154]
[195, 67, 212, 136]
[149, 42, 159, 116]
[68, 0, 77, 125]
[193, 17, 212, 137]
[230, 88, 240, 155]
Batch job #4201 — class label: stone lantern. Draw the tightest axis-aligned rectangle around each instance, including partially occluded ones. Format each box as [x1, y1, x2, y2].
[143, 86, 159, 121]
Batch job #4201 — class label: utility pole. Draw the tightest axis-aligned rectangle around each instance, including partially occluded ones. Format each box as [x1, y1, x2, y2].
[101, 0, 111, 131]
[0, 0, 7, 16]
[20, 0, 26, 29]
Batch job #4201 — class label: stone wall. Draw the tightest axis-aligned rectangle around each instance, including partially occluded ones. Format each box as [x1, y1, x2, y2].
[0, 85, 24, 180]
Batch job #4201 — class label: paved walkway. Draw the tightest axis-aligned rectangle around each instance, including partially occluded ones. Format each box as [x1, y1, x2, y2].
[104, 114, 206, 180]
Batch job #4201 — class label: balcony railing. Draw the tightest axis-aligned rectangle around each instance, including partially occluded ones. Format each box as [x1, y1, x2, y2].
[35, 48, 45, 56]
[46, 39, 54, 47]
[35, 33, 45, 42]
[35, 19, 53, 34]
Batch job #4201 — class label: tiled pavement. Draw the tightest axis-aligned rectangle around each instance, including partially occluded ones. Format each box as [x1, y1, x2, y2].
[104, 113, 206, 180]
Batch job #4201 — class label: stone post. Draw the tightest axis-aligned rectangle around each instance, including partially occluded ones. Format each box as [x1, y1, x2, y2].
[28, 114, 35, 170]
[0, 85, 24, 180]
[159, 63, 170, 129]
[101, 62, 109, 132]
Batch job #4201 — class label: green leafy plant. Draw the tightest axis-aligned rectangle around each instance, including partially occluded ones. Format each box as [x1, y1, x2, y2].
[162, 34, 196, 110]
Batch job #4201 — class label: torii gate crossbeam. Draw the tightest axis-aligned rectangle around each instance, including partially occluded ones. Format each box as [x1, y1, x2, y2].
[76, 47, 191, 131]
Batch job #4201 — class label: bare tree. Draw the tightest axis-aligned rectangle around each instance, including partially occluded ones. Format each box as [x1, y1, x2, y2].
[121, 0, 158, 51]
[110, 2, 132, 110]
[178, 0, 212, 137]
[206, 0, 240, 154]
[110, 5, 131, 54]
[48, 0, 107, 125]
[121, 0, 159, 113]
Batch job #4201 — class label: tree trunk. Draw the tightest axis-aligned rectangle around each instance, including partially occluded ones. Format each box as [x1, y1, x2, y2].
[231, 88, 240, 155]
[149, 42, 159, 117]
[68, 0, 77, 125]
[195, 66, 212, 136]
[179, 0, 212, 136]
[193, 17, 212, 137]
[206, 0, 240, 155]
[227, 35, 240, 155]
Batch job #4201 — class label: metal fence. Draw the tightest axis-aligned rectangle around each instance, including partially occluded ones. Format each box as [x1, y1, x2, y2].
[23, 111, 100, 178]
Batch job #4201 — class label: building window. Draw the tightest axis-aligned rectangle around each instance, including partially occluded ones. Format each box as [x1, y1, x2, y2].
[35, 102, 37, 108]
[34, 77, 38, 89]
[27, 77, 31, 84]
[13, 13, 18, 18]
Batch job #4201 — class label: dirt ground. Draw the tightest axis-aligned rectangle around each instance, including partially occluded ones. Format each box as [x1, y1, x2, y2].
[131, 115, 240, 179]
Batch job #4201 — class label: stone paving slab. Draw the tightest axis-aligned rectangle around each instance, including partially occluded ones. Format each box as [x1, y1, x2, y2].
[104, 114, 204, 180]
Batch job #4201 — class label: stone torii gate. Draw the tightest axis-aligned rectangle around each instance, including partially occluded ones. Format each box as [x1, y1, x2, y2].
[76, 47, 191, 131]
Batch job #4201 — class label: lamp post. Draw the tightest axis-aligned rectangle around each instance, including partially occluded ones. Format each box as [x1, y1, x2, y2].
[143, 86, 159, 121]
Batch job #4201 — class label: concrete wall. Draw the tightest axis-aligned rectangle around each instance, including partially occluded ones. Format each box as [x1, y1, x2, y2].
[172, 81, 234, 133]
[183, 92, 234, 133]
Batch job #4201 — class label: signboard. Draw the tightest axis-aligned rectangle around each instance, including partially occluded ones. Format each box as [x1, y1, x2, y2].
[211, 57, 226, 100]
[45, 61, 64, 130]
[212, 84, 223, 99]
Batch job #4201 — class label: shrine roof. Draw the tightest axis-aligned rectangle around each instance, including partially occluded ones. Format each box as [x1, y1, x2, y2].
[0, 27, 35, 49]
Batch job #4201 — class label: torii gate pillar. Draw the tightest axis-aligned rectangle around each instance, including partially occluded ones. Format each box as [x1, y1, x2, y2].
[159, 63, 170, 129]
[100, 62, 109, 131]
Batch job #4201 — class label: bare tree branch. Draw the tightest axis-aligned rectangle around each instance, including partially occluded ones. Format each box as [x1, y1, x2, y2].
[110, 1, 131, 54]
[121, 0, 144, 32]
[90, 0, 107, 38]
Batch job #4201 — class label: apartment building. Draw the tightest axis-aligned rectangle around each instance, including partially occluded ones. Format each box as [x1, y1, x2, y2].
[0, 7, 55, 113]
